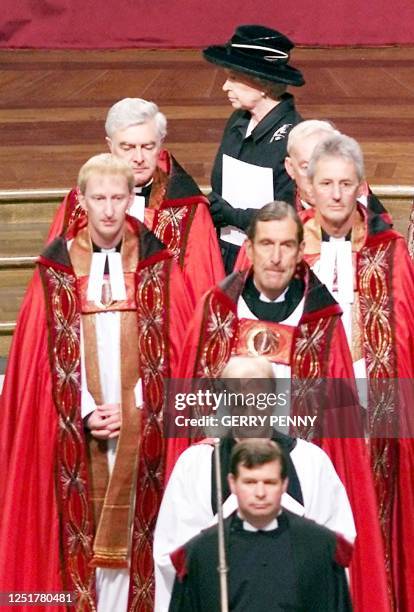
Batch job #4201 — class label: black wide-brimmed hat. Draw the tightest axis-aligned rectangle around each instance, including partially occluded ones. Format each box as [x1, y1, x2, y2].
[203, 24, 305, 87]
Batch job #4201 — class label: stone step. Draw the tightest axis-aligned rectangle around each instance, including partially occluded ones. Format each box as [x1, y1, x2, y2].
[0, 224, 49, 258]
[0, 191, 63, 260]
[0, 189, 65, 223]
[0, 327, 14, 362]
[0, 268, 33, 320]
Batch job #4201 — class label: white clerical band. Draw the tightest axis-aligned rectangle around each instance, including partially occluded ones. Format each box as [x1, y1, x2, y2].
[129, 195, 146, 221]
[107, 252, 127, 300]
[319, 240, 354, 304]
[87, 252, 127, 303]
[87, 253, 106, 301]
[231, 43, 289, 59]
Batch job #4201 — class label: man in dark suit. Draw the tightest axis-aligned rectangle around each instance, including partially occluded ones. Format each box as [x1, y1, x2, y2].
[168, 439, 352, 611]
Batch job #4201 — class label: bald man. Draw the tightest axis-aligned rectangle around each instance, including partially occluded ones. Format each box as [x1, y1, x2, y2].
[285, 119, 389, 219]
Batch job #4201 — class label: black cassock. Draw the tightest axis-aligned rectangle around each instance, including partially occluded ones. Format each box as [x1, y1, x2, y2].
[169, 511, 352, 612]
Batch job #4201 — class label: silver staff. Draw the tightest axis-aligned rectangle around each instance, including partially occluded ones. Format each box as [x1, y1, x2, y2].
[213, 438, 229, 612]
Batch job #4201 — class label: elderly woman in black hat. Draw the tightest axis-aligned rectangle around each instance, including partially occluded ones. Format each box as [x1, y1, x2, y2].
[204, 25, 305, 272]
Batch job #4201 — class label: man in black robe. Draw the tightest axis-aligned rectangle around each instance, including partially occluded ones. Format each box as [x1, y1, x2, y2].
[168, 439, 352, 611]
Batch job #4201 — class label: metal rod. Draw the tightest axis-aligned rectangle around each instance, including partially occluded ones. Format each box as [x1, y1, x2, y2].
[213, 438, 229, 612]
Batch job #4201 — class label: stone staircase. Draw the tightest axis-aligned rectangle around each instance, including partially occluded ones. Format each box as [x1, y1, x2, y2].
[0, 189, 67, 362]
[0, 185, 413, 365]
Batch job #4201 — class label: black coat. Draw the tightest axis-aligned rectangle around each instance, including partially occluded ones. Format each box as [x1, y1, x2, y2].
[210, 94, 302, 214]
[169, 511, 352, 612]
[208, 94, 302, 272]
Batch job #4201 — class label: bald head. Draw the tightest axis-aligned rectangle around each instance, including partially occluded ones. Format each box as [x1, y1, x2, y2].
[220, 355, 274, 379]
[218, 356, 276, 438]
[285, 119, 339, 203]
[287, 120, 338, 156]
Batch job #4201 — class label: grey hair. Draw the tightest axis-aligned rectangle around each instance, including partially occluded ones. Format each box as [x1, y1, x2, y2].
[287, 119, 339, 155]
[247, 200, 304, 244]
[307, 134, 365, 182]
[105, 98, 167, 141]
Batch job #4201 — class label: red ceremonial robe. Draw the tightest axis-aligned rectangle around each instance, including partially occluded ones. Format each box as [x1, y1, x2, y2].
[178, 265, 389, 612]
[407, 199, 414, 260]
[0, 216, 191, 612]
[47, 150, 224, 305]
[301, 204, 414, 611]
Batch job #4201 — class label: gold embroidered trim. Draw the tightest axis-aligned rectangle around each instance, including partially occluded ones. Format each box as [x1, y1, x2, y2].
[198, 295, 237, 377]
[41, 265, 96, 610]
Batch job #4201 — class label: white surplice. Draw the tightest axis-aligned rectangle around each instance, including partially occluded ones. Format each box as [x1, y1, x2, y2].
[80, 251, 142, 612]
[153, 438, 356, 612]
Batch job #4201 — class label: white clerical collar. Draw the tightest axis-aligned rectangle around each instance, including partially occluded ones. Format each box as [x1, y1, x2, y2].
[134, 180, 153, 194]
[328, 235, 346, 242]
[254, 280, 289, 304]
[238, 512, 279, 532]
[87, 251, 127, 304]
[131, 182, 153, 221]
[319, 240, 354, 304]
[357, 194, 368, 207]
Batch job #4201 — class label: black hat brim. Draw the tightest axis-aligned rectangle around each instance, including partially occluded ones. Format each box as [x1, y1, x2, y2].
[203, 45, 305, 87]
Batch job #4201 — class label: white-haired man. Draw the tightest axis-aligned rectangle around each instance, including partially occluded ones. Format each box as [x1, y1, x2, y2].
[285, 119, 339, 209]
[285, 119, 389, 219]
[0, 154, 191, 611]
[48, 97, 224, 304]
[302, 133, 414, 610]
